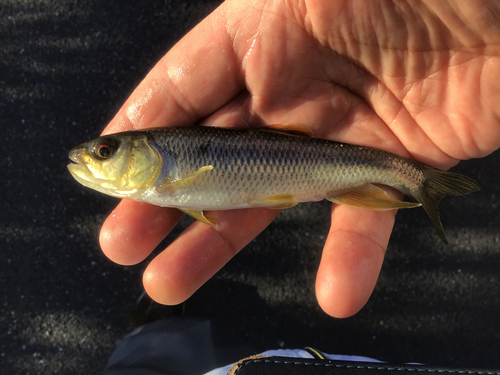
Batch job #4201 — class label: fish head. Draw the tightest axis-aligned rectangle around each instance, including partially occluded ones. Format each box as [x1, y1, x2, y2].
[67, 132, 161, 198]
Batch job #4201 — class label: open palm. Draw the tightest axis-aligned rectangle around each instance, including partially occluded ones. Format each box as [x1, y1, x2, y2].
[100, 0, 500, 317]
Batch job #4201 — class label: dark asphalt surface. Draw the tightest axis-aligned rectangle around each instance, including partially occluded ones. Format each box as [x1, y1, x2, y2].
[2, 1, 500, 374]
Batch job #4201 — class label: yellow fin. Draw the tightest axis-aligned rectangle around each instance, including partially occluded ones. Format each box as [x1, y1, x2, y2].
[156, 165, 214, 194]
[259, 124, 313, 137]
[179, 209, 216, 225]
[327, 184, 421, 210]
[251, 194, 298, 209]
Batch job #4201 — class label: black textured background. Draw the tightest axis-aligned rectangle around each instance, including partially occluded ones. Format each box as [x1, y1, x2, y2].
[1, 1, 500, 374]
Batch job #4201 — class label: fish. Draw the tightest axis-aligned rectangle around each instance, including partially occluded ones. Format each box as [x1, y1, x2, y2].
[67, 125, 480, 244]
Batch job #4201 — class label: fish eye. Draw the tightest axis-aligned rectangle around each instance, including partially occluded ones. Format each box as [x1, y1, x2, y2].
[91, 137, 117, 160]
[97, 144, 112, 158]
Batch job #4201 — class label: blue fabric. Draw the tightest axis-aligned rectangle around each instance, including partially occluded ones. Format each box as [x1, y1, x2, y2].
[103, 317, 254, 375]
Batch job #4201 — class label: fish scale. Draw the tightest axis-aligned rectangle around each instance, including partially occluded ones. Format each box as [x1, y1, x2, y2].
[145, 127, 421, 211]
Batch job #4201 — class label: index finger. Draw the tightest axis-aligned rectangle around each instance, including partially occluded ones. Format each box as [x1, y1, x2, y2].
[102, 6, 244, 135]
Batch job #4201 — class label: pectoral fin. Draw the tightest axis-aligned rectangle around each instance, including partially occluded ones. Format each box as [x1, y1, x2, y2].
[156, 165, 214, 194]
[327, 184, 421, 210]
[251, 194, 298, 209]
[179, 208, 216, 225]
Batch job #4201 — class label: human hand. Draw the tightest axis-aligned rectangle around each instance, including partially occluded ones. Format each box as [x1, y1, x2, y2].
[99, 0, 500, 317]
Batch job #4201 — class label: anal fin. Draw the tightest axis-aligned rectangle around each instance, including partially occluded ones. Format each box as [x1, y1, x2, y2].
[179, 209, 216, 225]
[327, 184, 421, 210]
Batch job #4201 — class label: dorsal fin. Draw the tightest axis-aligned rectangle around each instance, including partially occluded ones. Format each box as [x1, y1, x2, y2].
[256, 124, 313, 137]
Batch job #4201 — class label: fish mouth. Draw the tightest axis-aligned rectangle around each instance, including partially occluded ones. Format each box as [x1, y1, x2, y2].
[68, 146, 80, 164]
[67, 146, 95, 186]
[67, 162, 92, 183]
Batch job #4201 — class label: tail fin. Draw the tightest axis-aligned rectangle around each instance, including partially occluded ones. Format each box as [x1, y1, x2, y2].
[412, 167, 480, 245]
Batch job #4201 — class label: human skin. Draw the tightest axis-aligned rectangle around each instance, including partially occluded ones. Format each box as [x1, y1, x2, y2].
[99, 0, 500, 318]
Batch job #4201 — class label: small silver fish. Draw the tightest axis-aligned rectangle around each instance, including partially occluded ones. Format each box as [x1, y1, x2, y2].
[68, 125, 480, 244]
